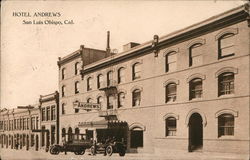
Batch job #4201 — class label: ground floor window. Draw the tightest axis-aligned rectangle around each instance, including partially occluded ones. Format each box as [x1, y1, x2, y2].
[130, 129, 143, 148]
[218, 114, 234, 137]
[165, 117, 177, 136]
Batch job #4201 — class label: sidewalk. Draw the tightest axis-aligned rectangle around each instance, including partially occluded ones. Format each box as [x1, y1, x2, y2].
[0, 148, 249, 160]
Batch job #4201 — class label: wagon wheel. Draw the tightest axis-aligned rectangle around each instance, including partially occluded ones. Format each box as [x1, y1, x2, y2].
[106, 145, 113, 156]
[78, 149, 85, 155]
[74, 151, 79, 155]
[51, 146, 60, 155]
[119, 148, 126, 157]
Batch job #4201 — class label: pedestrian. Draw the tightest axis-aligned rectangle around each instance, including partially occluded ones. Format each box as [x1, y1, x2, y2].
[62, 136, 67, 155]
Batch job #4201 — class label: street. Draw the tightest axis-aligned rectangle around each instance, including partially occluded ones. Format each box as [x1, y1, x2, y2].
[0, 148, 249, 160]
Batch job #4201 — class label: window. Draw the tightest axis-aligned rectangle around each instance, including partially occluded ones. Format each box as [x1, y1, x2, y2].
[27, 118, 29, 130]
[36, 117, 39, 129]
[165, 52, 177, 72]
[189, 43, 202, 67]
[218, 114, 234, 137]
[132, 89, 141, 107]
[31, 117, 35, 130]
[51, 126, 56, 145]
[62, 86, 65, 97]
[189, 78, 202, 100]
[218, 72, 234, 96]
[130, 128, 143, 148]
[107, 95, 114, 109]
[75, 62, 80, 75]
[118, 67, 125, 83]
[97, 96, 104, 108]
[41, 126, 45, 146]
[218, 33, 235, 59]
[132, 63, 141, 80]
[165, 83, 177, 103]
[62, 68, 65, 80]
[118, 92, 125, 108]
[165, 117, 177, 136]
[97, 74, 103, 89]
[87, 77, 92, 91]
[42, 108, 46, 121]
[87, 98, 93, 103]
[74, 101, 79, 113]
[62, 103, 65, 115]
[107, 71, 113, 86]
[75, 81, 80, 94]
[46, 107, 51, 121]
[51, 106, 56, 120]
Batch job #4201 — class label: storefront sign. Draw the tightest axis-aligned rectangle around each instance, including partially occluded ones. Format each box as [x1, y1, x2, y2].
[73, 101, 101, 110]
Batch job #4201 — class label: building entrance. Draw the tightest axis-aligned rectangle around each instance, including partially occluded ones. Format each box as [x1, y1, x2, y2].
[130, 128, 143, 148]
[188, 113, 203, 152]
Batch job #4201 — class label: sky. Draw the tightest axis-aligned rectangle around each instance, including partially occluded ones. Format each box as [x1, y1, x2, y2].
[1, 0, 247, 108]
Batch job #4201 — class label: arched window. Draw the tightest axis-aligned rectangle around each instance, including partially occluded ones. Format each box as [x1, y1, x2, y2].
[107, 95, 114, 109]
[218, 72, 234, 96]
[62, 68, 65, 80]
[218, 114, 234, 137]
[165, 117, 177, 136]
[189, 78, 202, 100]
[74, 100, 79, 113]
[118, 92, 125, 108]
[165, 52, 177, 72]
[107, 71, 113, 86]
[189, 43, 202, 67]
[61, 103, 65, 115]
[75, 81, 80, 94]
[87, 98, 93, 103]
[218, 33, 235, 59]
[75, 62, 81, 75]
[87, 77, 92, 91]
[97, 96, 104, 108]
[132, 63, 141, 80]
[132, 89, 141, 107]
[97, 74, 103, 89]
[62, 128, 66, 138]
[62, 86, 66, 97]
[75, 128, 80, 140]
[68, 127, 73, 142]
[165, 83, 177, 103]
[118, 67, 125, 84]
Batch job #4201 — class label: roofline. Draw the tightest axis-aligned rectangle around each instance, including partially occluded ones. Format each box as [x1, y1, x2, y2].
[81, 3, 249, 74]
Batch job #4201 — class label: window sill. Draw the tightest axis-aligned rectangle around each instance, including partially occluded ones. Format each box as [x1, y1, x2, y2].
[165, 101, 177, 104]
[218, 135, 234, 139]
[189, 98, 202, 101]
[218, 94, 234, 98]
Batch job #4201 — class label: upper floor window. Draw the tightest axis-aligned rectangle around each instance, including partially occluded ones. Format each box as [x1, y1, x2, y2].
[107, 71, 113, 86]
[62, 85, 66, 97]
[107, 95, 115, 109]
[87, 98, 93, 103]
[165, 117, 177, 136]
[165, 52, 177, 72]
[118, 67, 125, 84]
[46, 107, 51, 121]
[62, 68, 65, 80]
[189, 78, 202, 100]
[51, 106, 56, 120]
[97, 96, 104, 108]
[132, 63, 141, 80]
[62, 103, 65, 115]
[97, 74, 103, 89]
[218, 33, 235, 59]
[218, 114, 234, 137]
[42, 108, 46, 121]
[75, 62, 81, 75]
[132, 89, 141, 107]
[189, 43, 202, 67]
[218, 72, 234, 96]
[165, 83, 177, 103]
[75, 81, 80, 94]
[87, 77, 93, 91]
[118, 92, 125, 108]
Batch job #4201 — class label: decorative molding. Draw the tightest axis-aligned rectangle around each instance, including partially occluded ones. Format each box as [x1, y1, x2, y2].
[215, 67, 238, 77]
[215, 109, 238, 118]
[215, 28, 238, 40]
[163, 79, 180, 87]
[130, 59, 143, 67]
[130, 86, 143, 92]
[163, 113, 179, 120]
[186, 73, 206, 83]
[96, 93, 105, 99]
[117, 88, 127, 94]
[185, 108, 207, 127]
[129, 122, 146, 131]
[163, 47, 179, 57]
[187, 38, 206, 48]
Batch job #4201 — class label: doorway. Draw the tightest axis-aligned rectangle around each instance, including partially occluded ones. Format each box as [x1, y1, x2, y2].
[188, 113, 203, 152]
[130, 128, 143, 148]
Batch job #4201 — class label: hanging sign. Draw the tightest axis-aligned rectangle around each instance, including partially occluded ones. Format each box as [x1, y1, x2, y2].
[73, 101, 101, 110]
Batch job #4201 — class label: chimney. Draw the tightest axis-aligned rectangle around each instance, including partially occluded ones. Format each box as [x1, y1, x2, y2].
[123, 42, 140, 52]
[106, 31, 111, 57]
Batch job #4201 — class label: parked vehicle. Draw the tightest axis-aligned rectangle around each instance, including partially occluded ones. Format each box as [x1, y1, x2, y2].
[90, 137, 126, 156]
[50, 134, 92, 155]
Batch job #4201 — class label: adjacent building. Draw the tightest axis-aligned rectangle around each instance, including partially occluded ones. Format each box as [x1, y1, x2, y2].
[57, 3, 250, 156]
